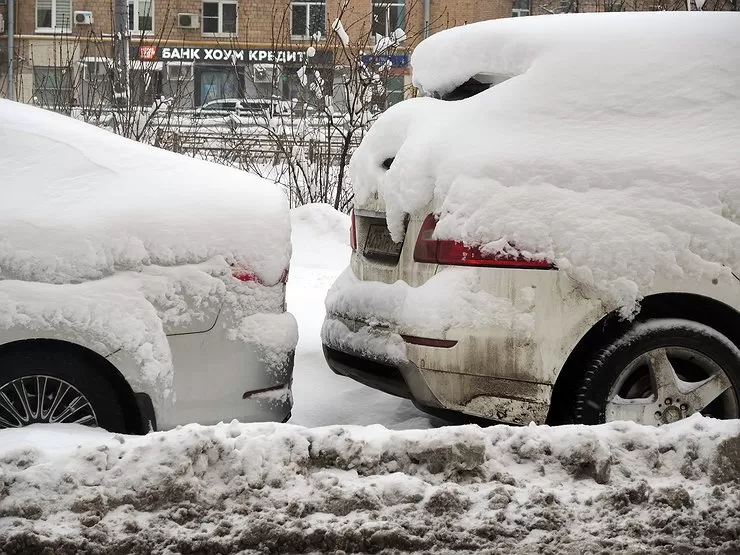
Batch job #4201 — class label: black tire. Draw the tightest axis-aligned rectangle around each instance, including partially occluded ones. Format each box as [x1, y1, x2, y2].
[575, 319, 740, 425]
[0, 345, 128, 432]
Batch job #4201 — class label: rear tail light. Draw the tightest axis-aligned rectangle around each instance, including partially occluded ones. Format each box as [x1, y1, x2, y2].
[232, 269, 261, 283]
[231, 266, 290, 285]
[350, 208, 357, 251]
[413, 214, 554, 269]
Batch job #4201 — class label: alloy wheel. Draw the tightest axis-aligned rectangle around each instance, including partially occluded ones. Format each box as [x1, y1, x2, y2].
[0, 375, 99, 428]
[605, 346, 739, 425]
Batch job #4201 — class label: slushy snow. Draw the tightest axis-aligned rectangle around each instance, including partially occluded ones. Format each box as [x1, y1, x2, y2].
[350, 12, 740, 314]
[1, 416, 738, 554]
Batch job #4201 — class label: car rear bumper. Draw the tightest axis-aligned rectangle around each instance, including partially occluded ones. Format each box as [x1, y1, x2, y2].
[322, 344, 445, 411]
[321, 314, 552, 425]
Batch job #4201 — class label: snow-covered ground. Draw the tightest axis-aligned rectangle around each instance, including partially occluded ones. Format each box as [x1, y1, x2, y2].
[1, 416, 738, 554]
[1, 203, 739, 554]
[287, 204, 436, 431]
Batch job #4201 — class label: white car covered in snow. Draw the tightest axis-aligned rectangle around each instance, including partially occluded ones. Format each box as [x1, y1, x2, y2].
[0, 101, 298, 433]
[322, 13, 740, 426]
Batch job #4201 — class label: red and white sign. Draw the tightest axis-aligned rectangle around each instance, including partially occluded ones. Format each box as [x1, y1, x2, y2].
[138, 46, 158, 61]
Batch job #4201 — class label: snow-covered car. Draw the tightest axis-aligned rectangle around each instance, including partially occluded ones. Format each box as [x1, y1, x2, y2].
[322, 13, 740, 427]
[0, 101, 298, 433]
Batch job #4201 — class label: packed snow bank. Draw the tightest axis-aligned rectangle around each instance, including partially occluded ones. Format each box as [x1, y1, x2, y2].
[1, 416, 739, 554]
[0, 100, 291, 285]
[351, 13, 740, 313]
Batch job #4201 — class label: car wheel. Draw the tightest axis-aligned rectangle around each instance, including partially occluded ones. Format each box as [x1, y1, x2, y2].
[0, 346, 128, 432]
[575, 319, 740, 425]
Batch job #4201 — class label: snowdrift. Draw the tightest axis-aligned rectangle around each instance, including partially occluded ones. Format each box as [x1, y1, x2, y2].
[0, 100, 291, 285]
[1, 417, 738, 554]
[350, 13, 740, 313]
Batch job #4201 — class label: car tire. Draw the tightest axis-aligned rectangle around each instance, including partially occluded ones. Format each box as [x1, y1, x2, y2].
[575, 319, 740, 425]
[0, 345, 128, 432]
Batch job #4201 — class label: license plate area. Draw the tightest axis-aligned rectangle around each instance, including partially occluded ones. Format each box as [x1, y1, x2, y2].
[363, 222, 403, 264]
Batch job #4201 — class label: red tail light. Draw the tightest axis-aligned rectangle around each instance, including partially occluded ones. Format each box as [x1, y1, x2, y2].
[350, 208, 357, 250]
[413, 214, 554, 269]
[231, 266, 290, 285]
[232, 269, 262, 283]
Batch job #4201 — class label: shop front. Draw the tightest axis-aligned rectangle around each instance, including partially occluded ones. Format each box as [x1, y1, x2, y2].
[133, 45, 334, 109]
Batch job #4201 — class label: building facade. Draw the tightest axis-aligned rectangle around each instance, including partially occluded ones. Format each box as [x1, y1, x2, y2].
[2, 0, 734, 112]
[0, 0, 510, 112]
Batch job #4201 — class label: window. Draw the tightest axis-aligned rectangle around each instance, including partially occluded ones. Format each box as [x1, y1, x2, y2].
[512, 0, 530, 16]
[202, 1, 237, 34]
[82, 58, 110, 81]
[33, 66, 73, 107]
[291, 0, 325, 39]
[386, 75, 404, 107]
[36, 0, 72, 31]
[372, 1, 405, 39]
[200, 68, 241, 104]
[167, 62, 193, 81]
[128, 0, 153, 33]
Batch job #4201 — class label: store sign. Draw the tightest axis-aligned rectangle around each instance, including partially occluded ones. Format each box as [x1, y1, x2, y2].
[139, 46, 158, 61]
[360, 54, 409, 68]
[136, 45, 332, 65]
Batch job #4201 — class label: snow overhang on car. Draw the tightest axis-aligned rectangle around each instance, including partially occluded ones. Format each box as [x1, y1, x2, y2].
[423, 72, 514, 101]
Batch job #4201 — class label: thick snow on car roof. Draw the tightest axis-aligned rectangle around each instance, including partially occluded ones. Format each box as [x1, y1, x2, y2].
[0, 101, 291, 285]
[351, 12, 740, 314]
[411, 11, 739, 97]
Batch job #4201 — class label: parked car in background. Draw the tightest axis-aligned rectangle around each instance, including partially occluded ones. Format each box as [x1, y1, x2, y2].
[322, 13, 740, 427]
[195, 98, 292, 120]
[0, 100, 298, 433]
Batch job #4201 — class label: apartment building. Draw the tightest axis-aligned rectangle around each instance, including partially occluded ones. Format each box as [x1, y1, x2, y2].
[0, 0, 510, 111]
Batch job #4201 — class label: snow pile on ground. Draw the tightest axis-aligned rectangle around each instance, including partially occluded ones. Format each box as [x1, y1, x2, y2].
[287, 204, 434, 429]
[351, 13, 740, 314]
[1, 416, 738, 554]
[290, 203, 351, 270]
[0, 101, 296, 400]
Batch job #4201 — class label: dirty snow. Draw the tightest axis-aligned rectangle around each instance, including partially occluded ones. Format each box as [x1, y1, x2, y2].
[1, 416, 738, 554]
[350, 13, 740, 314]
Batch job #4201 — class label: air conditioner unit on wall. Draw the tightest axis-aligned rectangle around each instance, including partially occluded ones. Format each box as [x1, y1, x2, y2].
[74, 11, 93, 25]
[178, 13, 199, 29]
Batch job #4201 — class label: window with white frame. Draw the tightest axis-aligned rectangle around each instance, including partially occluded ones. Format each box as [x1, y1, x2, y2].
[512, 0, 530, 16]
[128, 0, 153, 33]
[81, 58, 111, 81]
[202, 1, 237, 34]
[36, 0, 72, 31]
[167, 62, 194, 81]
[372, 1, 405, 39]
[291, 0, 325, 39]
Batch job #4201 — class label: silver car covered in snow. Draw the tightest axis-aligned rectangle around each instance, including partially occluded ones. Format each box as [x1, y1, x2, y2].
[0, 101, 297, 433]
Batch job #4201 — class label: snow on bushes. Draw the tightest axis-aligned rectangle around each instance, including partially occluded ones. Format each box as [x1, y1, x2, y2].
[1, 416, 738, 553]
[350, 13, 740, 314]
